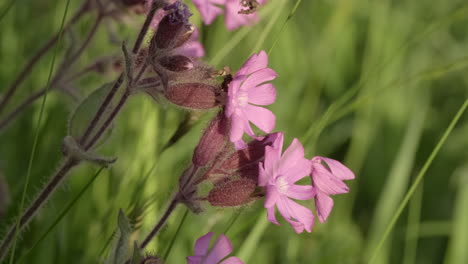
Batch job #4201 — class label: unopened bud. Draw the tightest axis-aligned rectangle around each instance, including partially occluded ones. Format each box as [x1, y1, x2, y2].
[153, 2, 192, 49]
[165, 83, 220, 109]
[208, 179, 256, 207]
[193, 112, 228, 167]
[159, 55, 193, 72]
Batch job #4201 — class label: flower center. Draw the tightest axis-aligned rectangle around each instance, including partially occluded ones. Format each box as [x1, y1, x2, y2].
[276, 176, 289, 194]
[237, 91, 249, 107]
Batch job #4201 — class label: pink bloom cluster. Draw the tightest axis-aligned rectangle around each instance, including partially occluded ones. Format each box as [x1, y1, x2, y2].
[224, 51, 355, 233]
[187, 232, 244, 264]
[192, 0, 267, 30]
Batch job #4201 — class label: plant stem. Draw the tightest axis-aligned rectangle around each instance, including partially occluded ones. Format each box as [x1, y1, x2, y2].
[0, 3, 163, 260]
[84, 90, 130, 150]
[0, 16, 103, 133]
[0, 158, 79, 261]
[0, 0, 90, 116]
[140, 197, 180, 249]
[79, 0, 162, 146]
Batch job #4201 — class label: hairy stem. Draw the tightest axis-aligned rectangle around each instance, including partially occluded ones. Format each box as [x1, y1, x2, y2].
[0, 158, 79, 261]
[0, 4, 163, 260]
[140, 197, 180, 249]
[0, 0, 90, 116]
[79, 0, 162, 146]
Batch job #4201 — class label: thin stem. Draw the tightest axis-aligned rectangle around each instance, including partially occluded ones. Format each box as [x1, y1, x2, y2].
[16, 167, 105, 263]
[140, 197, 180, 249]
[0, 158, 78, 261]
[84, 90, 130, 150]
[79, 0, 162, 146]
[0, 0, 90, 116]
[0, 17, 102, 133]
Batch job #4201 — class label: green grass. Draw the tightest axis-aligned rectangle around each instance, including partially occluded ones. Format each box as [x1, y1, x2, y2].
[1, 0, 468, 263]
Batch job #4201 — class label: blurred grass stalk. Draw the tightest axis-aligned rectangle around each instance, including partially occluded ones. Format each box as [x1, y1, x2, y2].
[443, 165, 468, 264]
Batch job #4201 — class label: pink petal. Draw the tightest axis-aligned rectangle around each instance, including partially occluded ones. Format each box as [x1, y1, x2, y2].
[187, 256, 203, 264]
[265, 185, 279, 208]
[278, 139, 309, 180]
[233, 139, 247, 150]
[286, 185, 315, 200]
[194, 232, 214, 256]
[229, 115, 245, 144]
[242, 68, 278, 91]
[258, 162, 268, 186]
[315, 191, 334, 223]
[267, 205, 279, 225]
[192, 0, 224, 25]
[247, 83, 276, 106]
[205, 235, 233, 264]
[276, 197, 314, 233]
[318, 157, 355, 180]
[282, 157, 311, 184]
[311, 163, 349, 195]
[263, 145, 280, 178]
[245, 104, 275, 133]
[237, 50, 268, 77]
[220, 257, 245, 264]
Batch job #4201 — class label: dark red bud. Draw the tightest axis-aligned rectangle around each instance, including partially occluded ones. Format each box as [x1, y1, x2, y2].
[219, 139, 267, 170]
[122, 0, 146, 6]
[153, 15, 190, 49]
[193, 112, 228, 167]
[165, 83, 220, 109]
[208, 179, 257, 207]
[159, 55, 193, 72]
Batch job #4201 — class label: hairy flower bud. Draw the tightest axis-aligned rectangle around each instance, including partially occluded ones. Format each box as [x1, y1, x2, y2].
[165, 83, 220, 109]
[153, 2, 193, 49]
[159, 55, 193, 72]
[193, 112, 228, 167]
[208, 179, 257, 207]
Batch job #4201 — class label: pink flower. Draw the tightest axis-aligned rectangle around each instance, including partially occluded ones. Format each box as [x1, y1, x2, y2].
[258, 133, 315, 233]
[187, 232, 244, 264]
[225, 50, 277, 149]
[310, 157, 355, 223]
[191, 0, 226, 25]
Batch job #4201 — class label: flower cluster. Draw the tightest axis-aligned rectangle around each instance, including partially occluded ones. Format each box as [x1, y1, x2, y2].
[177, 49, 355, 236]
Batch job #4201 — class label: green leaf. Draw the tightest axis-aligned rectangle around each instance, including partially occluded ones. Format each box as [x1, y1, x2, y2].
[68, 83, 114, 147]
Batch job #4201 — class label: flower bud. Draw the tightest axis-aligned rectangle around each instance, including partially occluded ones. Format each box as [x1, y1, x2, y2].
[208, 179, 256, 207]
[153, 2, 192, 49]
[159, 55, 193, 72]
[192, 112, 228, 167]
[165, 83, 220, 109]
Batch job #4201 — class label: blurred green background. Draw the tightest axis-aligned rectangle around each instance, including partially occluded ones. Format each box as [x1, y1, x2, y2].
[1, 0, 468, 263]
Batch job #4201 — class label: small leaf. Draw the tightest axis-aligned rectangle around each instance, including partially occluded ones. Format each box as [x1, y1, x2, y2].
[105, 210, 133, 264]
[68, 83, 114, 147]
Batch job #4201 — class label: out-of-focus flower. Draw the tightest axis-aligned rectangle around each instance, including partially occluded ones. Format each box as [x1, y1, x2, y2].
[224, 0, 265, 30]
[191, 0, 225, 25]
[259, 133, 315, 233]
[225, 50, 277, 149]
[310, 156, 355, 223]
[187, 232, 244, 264]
